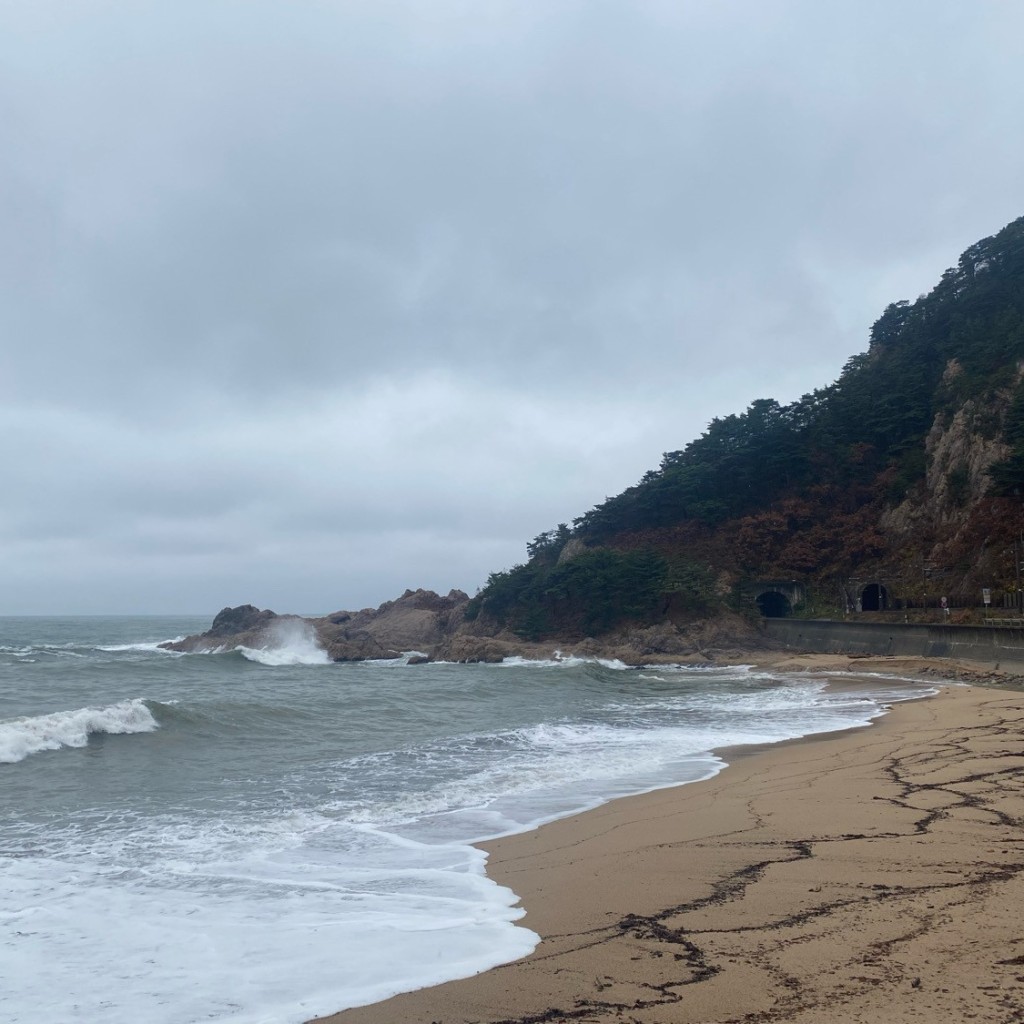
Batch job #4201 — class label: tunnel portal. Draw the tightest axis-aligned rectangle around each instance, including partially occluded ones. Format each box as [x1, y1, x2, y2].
[860, 583, 889, 611]
[756, 591, 792, 618]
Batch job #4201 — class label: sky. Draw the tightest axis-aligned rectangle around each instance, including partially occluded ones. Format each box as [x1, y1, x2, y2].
[2, 0, 1024, 615]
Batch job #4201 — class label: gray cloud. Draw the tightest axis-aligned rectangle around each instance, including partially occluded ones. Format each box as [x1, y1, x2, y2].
[2, 0, 1023, 612]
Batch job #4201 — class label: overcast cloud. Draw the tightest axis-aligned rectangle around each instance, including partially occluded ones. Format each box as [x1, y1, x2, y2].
[2, 0, 1023, 614]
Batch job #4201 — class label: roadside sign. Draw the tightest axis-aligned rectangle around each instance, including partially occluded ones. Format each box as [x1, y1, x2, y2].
[983, 588, 991, 607]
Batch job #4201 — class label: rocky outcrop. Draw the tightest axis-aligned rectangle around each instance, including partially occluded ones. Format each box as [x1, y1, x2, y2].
[314, 588, 469, 655]
[319, 632, 404, 662]
[558, 613, 778, 665]
[163, 590, 471, 663]
[161, 607, 305, 655]
[883, 360, 1017, 538]
[432, 635, 522, 663]
[879, 367, 1018, 596]
[163, 592, 774, 667]
[924, 392, 1011, 525]
[207, 604, 278, 637]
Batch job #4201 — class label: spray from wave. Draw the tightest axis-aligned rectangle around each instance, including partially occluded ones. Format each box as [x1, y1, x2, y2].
[0, 699, 158, 763]
[238, 619, 330, 667]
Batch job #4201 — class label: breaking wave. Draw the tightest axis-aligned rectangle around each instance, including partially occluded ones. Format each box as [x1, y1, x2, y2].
[0, 699, 158, 764]
[237, 619, 330, 666]
[498, 653, 631, 670]
[96, 640, 185, 653]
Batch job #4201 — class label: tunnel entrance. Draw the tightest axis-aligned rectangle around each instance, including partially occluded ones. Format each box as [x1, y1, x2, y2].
[861, 583, 888, 611]
[756, 591, 792, 618]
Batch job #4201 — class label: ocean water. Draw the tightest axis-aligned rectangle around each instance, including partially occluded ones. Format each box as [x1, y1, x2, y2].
[1, 615, 938, 1024]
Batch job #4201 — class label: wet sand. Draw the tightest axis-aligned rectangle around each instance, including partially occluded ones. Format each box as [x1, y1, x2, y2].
[314, 666, 1024, 1024]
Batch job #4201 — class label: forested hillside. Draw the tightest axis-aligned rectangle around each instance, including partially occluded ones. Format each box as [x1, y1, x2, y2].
[470, 215, 1024, 639]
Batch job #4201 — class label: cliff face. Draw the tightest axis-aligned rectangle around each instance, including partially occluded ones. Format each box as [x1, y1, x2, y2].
[924, 398, 1006, 523]
[880, 397, 1000, 557]
[867, 359, 1024, 605]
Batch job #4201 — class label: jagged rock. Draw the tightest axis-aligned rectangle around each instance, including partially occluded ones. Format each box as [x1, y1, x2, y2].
[164, 591, 474, 662]
[621, 622, 687, 655]
[433, 636, 514, 663]
[161, 606, 297, 654]
[208, 604, 277, 637]
[325, 634, 402, 662]
[407, 655, 431, 665]
[314, 588, 470, 653]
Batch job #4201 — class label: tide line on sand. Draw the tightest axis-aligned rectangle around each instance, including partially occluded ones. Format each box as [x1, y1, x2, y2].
[317, 672, 1024, 1024]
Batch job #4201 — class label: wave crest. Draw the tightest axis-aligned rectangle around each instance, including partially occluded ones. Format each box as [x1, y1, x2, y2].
[498, 652, 631, 670]
[0, 699, 158, 764]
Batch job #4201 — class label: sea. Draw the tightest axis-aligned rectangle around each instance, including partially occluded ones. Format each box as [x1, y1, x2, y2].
[1, 615, 940, 1024]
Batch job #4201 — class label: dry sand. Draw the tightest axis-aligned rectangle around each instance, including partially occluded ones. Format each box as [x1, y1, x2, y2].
[314, 661, 1024, 1024]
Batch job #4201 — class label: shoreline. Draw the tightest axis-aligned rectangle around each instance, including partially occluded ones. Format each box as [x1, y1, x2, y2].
[315, 659, 1024, 1024]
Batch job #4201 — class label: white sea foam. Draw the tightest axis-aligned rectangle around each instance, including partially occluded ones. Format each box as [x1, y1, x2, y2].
[2, 802, 539, 1024]
[96, 638, 186, 652]
[349, 679, 923, 844]
[498, 652, 631, 670]
[237, 619, 330, 666]
[363, 650, 429, 667]
[0, 698, 158, 763]
[4, 644, 88, 659]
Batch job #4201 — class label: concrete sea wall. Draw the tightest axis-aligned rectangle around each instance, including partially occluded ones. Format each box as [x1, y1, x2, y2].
[763, 618, 1024, 669]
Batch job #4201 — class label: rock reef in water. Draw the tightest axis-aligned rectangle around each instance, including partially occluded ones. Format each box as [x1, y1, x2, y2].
[161, 590, 773, 666]
[162, 589, 470, 661]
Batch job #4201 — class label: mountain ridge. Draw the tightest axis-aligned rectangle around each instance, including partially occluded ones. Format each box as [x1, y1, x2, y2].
[472, 213, 1024, 635]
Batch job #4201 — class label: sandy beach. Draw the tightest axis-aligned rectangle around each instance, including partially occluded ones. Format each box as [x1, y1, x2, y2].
[315, 659, 1024, 1024]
